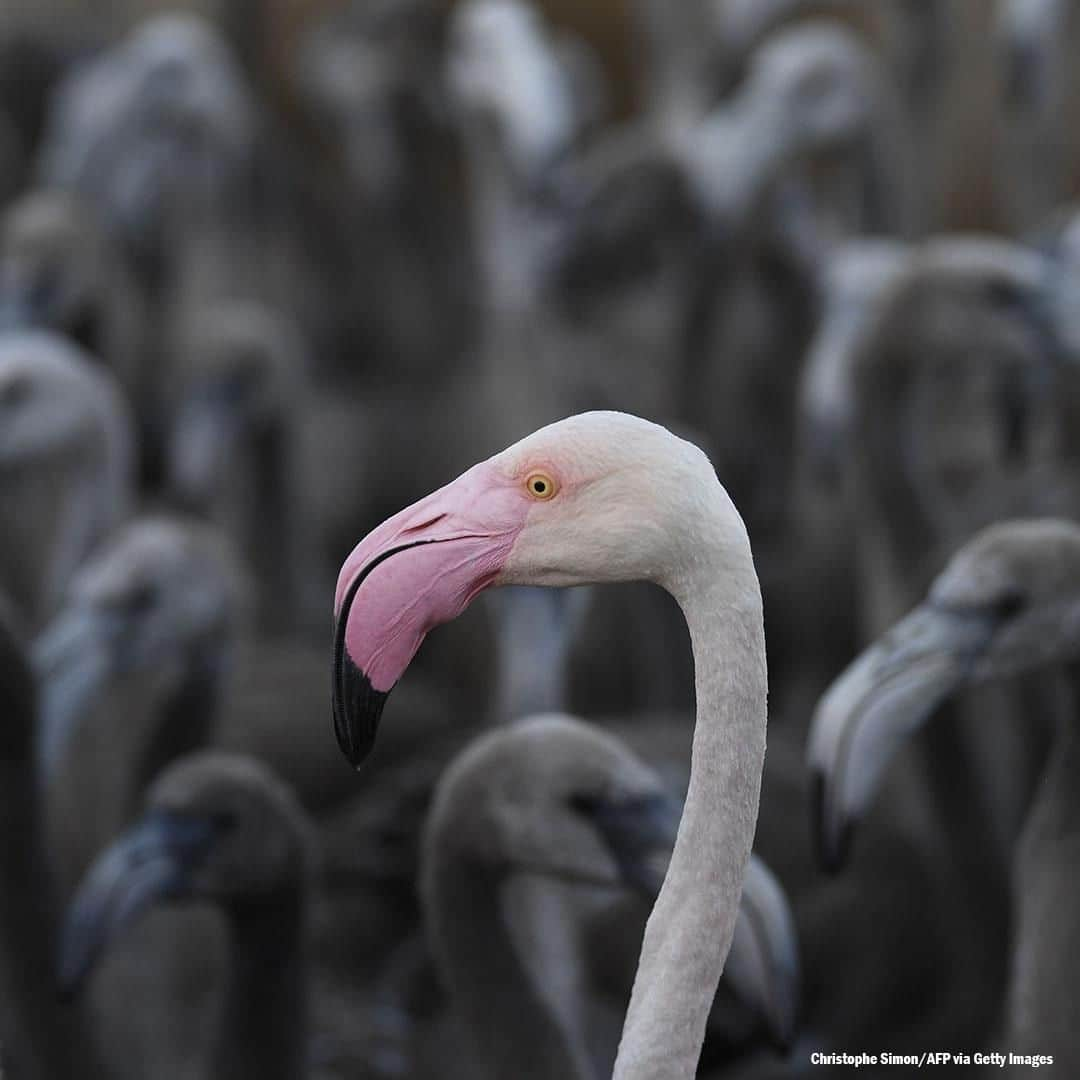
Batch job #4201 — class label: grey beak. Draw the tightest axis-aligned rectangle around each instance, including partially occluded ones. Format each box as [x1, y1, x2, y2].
[807, 604, 995, 871]
[797, 310, 864, 486]
[0, 289, 36, 332]
[577, 788, 683, 898]
[59, 810, 222, 996]
[681, 93, 783, 228]
[724, 855, 800, 1053]
[168, 388, 243, 511]
[33, 607, 123, 783]
[581, 792, 801, 1049]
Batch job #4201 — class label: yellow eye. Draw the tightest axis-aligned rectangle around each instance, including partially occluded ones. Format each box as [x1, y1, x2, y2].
[525, 471, 557, 500]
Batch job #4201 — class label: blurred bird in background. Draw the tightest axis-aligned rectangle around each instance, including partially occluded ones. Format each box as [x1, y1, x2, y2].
[1, 0, 1080, 1076]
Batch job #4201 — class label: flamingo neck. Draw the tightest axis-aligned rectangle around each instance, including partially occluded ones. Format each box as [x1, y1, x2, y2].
[1006, 664, 1080, 1070]
[427, 860, 594, 1080]
[613, 506, 767, 1080]
[214, 889, 307, 1080]
[0, 751, 105, 1078]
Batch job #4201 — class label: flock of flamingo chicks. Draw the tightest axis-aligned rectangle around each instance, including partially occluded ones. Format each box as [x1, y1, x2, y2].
[1, 0, 1080, 1077]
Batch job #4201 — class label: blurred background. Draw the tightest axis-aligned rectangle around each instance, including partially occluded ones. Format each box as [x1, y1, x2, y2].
[2, 0, 1080, 1077]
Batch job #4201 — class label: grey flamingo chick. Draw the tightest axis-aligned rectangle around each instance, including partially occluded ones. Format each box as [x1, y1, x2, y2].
[674, 20, 902, 240]
[0, 592, 105, 1080]
[34, 517, 248, 896]
[0, 192, 147, 395]
[995, 0, 1080, 231]
[34, 519, 457, 1077]
[795, 237, 910, 502]
[0, 192, 157, 482]
[60, 752, 312, 1080]
[803, 239, 1080, 1048]
[810, 518, 1080, 1070]
[165, 301, 318, 635]
[0, 331, 133, 631]
[421, 714, 799, 1079]
[836, 237, 1080, 898]
[847, 236, 1080, 630]
[37, 14, 256, 283]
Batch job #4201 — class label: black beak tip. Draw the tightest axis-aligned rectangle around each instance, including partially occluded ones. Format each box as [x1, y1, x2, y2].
[331, 651, 388, 770]
[769, 1001, 799, 1057]
[810, 770, 852, 874]
[56, 944, 91, 1003]
[804, 420, 844, 484]
[769, 1027, 795, 1058]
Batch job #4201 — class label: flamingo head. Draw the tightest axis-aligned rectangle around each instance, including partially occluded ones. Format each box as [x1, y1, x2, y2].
[332, 411, 732, 766]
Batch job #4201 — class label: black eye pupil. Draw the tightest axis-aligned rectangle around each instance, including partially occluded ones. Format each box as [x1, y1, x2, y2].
[534, 481, 546, 493]
[123, 584, 157, 614]
[0, 378, 31, 408]
[992, 591, 1026, 619]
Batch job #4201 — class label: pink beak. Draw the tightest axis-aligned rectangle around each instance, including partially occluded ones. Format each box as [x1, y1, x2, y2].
[331, 462, 527, 767]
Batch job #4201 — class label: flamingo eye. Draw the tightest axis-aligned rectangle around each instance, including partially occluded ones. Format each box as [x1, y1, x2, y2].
[525, 471, 557, 500]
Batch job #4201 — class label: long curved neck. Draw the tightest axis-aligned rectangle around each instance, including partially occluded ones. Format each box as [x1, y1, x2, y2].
[613, 508, 767, 1080]
[631, 0, 711, 128]
[0, 455, 107, 632]
[854, 381, 936, 636]
[1006, 663, 1080, 1071]
[427, 858, 595, 1080]
[213, 891, 307, 1080]
[242, 423, 302, 634]
[132, 648, 226, 815]
[0, 740, 105, 1078]
[203, 418, 301, 635]
[461, 124, 558, 321]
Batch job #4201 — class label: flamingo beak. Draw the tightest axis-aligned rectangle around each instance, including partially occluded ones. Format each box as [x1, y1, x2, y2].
[724, 855, 801, 1053]
[577, 789, 683, 897]
[807, 603, 996, 871]
[332, 463, 527, 768]
[59, 810, 223, 997]
[580, 793, 800, 1050]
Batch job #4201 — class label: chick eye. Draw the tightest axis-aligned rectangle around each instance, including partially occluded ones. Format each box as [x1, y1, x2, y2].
[119, 582, 157, 616]
[990, 588, 1026, 620]
[525, 471, 557, 500]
